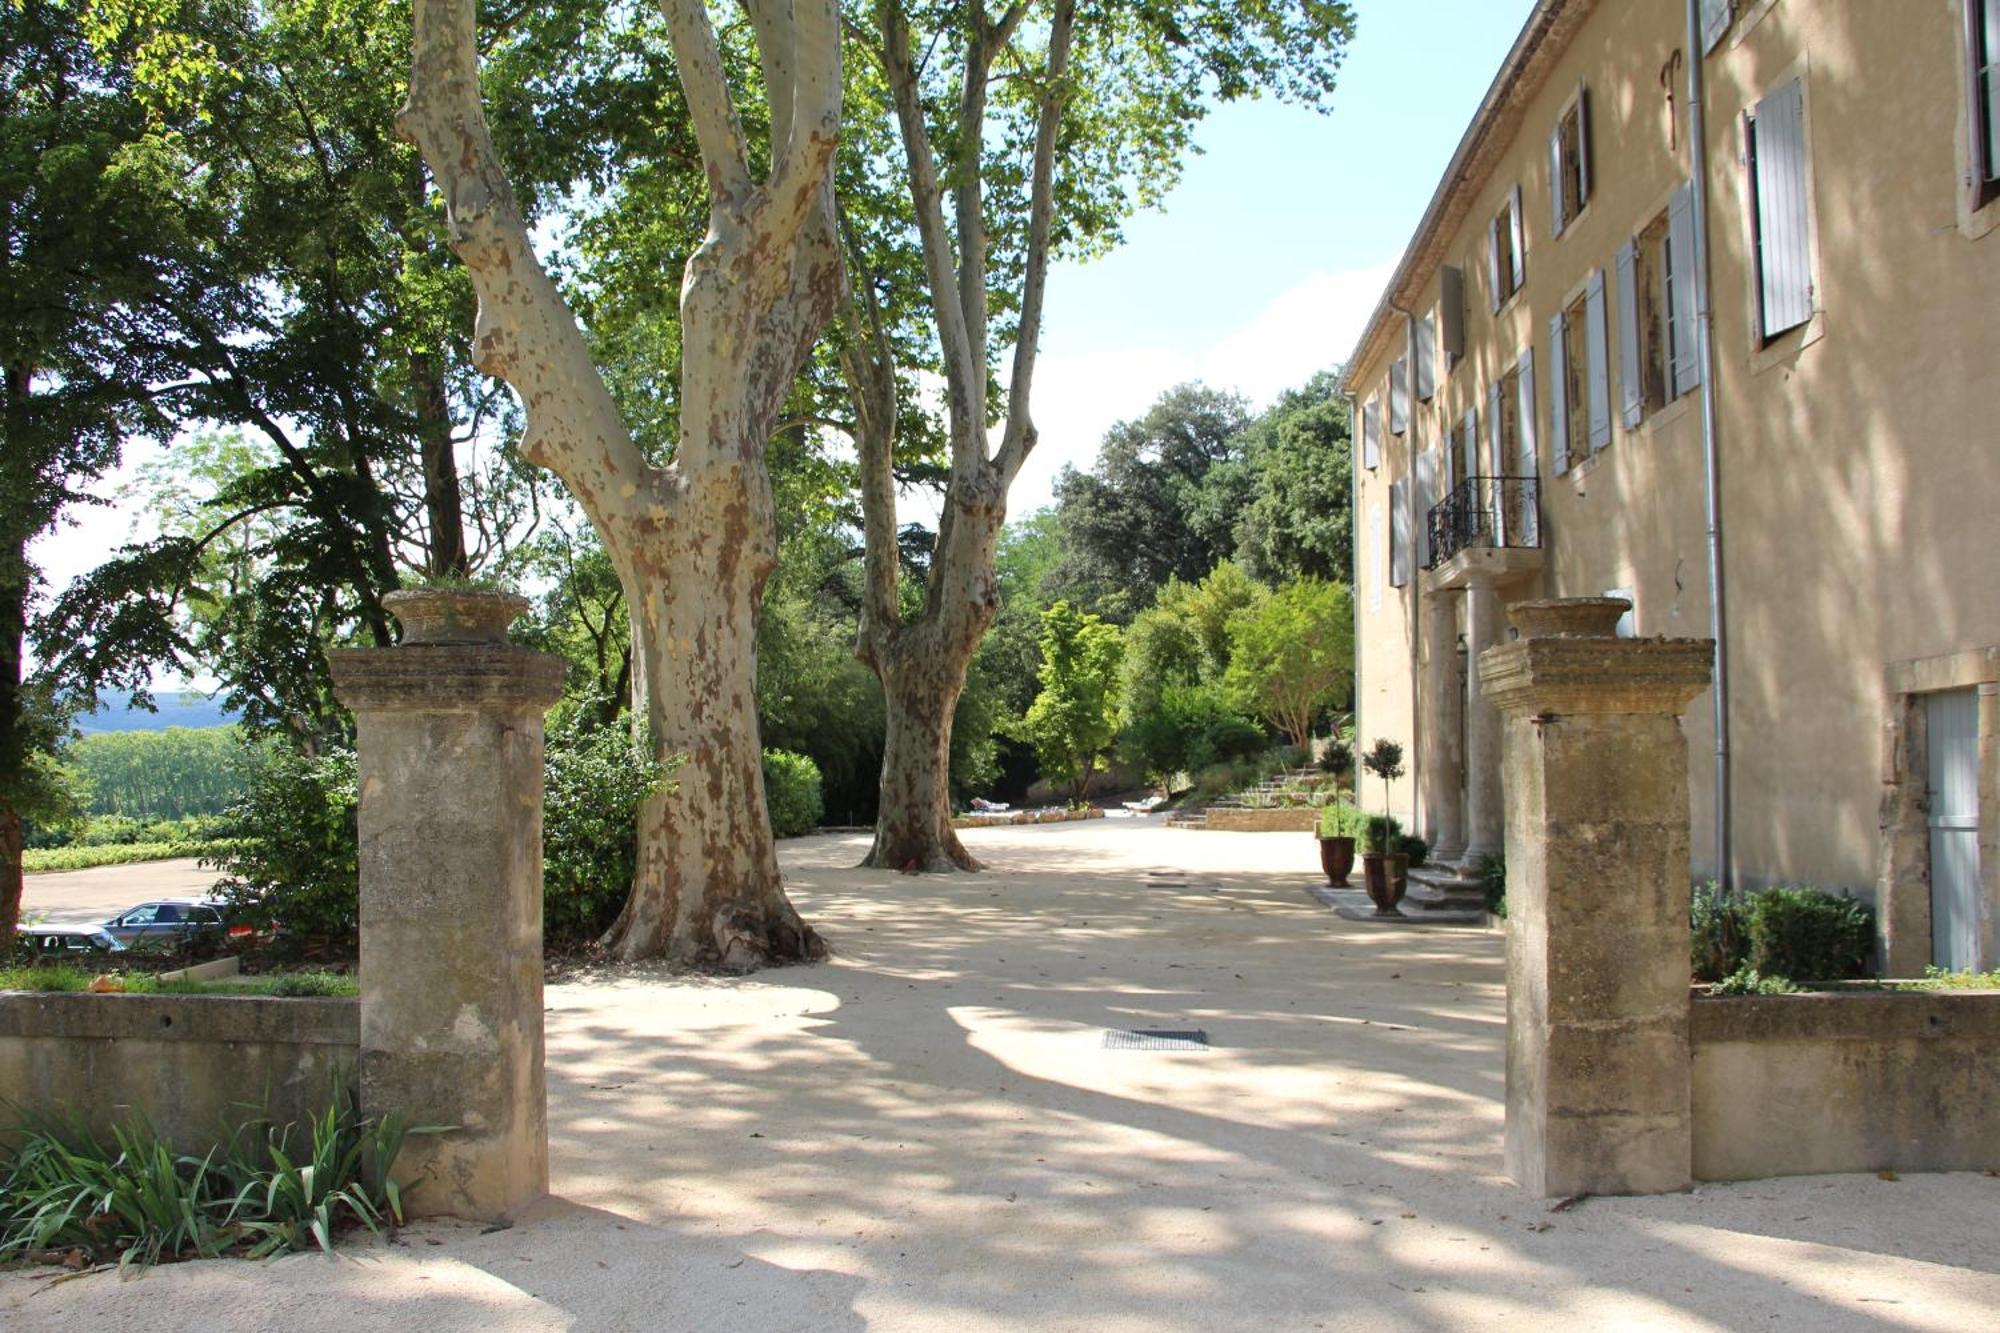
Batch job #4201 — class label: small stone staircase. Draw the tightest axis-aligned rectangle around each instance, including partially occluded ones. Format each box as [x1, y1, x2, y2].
[1403, 862, 1490, 914]
[1166, 768, 1328, 830]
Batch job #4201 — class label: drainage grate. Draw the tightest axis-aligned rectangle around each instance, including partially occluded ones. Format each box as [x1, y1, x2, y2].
[1103, 1028, 1209, 1051]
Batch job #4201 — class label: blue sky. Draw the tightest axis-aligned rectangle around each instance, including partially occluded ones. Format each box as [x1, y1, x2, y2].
[1013, 0, 1536, 512]
[34, 0, 1535, 599]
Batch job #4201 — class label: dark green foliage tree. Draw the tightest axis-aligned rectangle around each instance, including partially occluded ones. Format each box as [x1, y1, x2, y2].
[1232, 371, 1354, 584]
[1023, 602, 1124, 804]
[762, 751, 826, 839]
[542, 707, 671, 945]
[67, 727, 246, 820]
[210, 746, 361, 946]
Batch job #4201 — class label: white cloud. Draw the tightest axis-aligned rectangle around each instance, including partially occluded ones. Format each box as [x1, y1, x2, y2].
[1010, 259, 1393, 514]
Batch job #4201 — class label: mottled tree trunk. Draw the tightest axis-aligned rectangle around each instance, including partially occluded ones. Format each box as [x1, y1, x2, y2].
[402, 0, 840, 969]
[867, 648, 978, 871]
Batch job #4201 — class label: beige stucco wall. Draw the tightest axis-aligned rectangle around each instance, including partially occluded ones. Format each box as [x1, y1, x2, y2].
[1689, 988, 2000, 1180]
[1352, 0, 2000, 910]
[0, 992, 359, 1153]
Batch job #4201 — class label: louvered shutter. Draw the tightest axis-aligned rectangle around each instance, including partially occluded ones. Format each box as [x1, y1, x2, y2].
[1389, 478, 1410, 588]
[1440, 267, 1466, 362]
[1414, 448, 1438, 568]
[1586, 270, 1611, 452]
[1577, 85, 1593, 206]
[1463, 407, 1479, 482]
[1390, 358, 1409, 435]
[1362, 397, 1381, 469]
[1750, 80, 1813, 339]
[1487, 218, 1503, 312]
[1414, 315, 1436, 401]
[1701, 0, 1733, 54]
[1667, 182, 1702, 397]
[1517, 349, 1540, 546]
[1548, 313, 1571, 476]
[1615, 239, 1643, 428]
[1509, 186, 1526, 290]
[1487, 381, 1505, 478]
[1550, 125, 1566, 236]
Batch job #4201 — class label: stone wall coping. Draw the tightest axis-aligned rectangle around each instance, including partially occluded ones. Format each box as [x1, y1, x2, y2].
[1481, 636, 1715, 718]
[1690, 988, 2000, 1044]
[0, 991, 359, 1045]
[329, 644, 566, 712]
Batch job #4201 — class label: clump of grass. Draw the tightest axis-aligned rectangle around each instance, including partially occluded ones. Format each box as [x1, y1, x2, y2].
[1706, 966, 1799, 996]
[0, 967, 355, 998]
[1915, 965, 2000, 990]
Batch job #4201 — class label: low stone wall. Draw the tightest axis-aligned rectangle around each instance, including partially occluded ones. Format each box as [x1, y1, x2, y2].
[954, 807, 1107, 829]
[0, 992, 359, 1152]
[1202, 807, 1320, 833]
[1690, 989, 2000, 1181]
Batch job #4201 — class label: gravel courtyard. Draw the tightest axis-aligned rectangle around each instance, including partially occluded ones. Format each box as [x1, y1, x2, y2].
[6, 821, 1997, 1330]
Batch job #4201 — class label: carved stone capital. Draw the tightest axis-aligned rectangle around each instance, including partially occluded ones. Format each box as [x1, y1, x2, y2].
[1481, 636, 1714, 720]
[329, 645, 567, 714]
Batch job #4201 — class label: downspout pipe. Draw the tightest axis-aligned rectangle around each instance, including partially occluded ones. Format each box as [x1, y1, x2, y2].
[1346, 388, 1364, 758]
[1385, 305, 1422, 838]
[1683, 0, 1732, 897]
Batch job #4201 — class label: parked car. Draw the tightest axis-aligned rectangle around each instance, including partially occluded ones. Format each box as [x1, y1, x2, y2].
[13, 923, 127, 961]
[101, 899, 229, 953]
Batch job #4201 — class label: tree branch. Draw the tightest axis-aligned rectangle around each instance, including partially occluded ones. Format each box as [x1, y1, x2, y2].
[657, 0, 754, 206]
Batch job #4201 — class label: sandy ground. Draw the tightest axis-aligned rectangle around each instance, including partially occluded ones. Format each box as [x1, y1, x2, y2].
[20, 856, 224, 924]
[5, 821, 1998, 1330]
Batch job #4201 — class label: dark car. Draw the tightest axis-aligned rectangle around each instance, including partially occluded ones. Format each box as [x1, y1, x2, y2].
[102, 899, 229, 952]
[13, 923, 127, 961]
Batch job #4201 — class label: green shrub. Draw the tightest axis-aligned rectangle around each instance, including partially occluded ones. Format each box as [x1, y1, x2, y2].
[1316, 739, 1353, 778]
[1916, 965, 2000, 990]
[265, 971, 358, 998]
[1362, 814, 1402, 855]
[763, 749, 824, 838]
[1396, 834, 1428, 868]
[1689, 886, 1748, 983]
[1707, 966, 1798, 996]
[209, 747, 360, 946]
[1478, 853, 1507, 918]
[1745, 887, 1873, 982]
[542, 709, 671, 945]
[1317, 802, 1368, 839]
[24, 841, 236, 873]
[1191, 716, 1266, 768]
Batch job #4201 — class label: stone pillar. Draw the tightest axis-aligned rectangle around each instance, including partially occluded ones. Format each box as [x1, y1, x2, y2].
[329, 589, 565, 1223]
[1421, 590, 1466, 863]
[1455, 581, 1504, 873]
[1482, 598, 1713, 1198]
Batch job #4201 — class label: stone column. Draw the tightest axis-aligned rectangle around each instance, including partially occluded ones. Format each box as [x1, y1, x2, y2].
[1455, 581, 1504, 873]
[1482, 598, 1713, 1197]
[329, 589, 566, 1223]
[1421, 590, 1466, 863]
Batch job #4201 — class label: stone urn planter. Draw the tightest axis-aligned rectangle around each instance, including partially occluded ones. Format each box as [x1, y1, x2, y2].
[382, 587, 527, 645]
[1507, 596, 1630, 640]
[1316, 835, 1357, 887]
[1360, 851, 1409, 917]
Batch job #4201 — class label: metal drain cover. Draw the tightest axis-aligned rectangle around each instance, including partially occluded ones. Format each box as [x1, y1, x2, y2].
[1104, 1028, 1209, 1051]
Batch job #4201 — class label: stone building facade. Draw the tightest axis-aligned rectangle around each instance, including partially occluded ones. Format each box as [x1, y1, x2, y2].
[1344, 0, 2000, 973]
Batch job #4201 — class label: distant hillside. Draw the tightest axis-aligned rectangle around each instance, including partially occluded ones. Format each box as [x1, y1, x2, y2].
[77, 691, 238, 734]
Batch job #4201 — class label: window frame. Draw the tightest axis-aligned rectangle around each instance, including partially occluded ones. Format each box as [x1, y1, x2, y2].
[1739, 68, 1825, 362]
[1968, 0, 2000, 218]
[1549, 83, 1594, 238]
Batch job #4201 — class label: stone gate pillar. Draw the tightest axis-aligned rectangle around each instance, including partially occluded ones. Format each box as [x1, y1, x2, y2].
[329, 588, 566, 1223]
[1481, 598, 1712, 1197]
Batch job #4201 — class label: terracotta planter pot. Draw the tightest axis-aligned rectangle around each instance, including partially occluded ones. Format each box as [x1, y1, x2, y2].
[1317, 835, 1356, 886]
[1361, 851, 1409, 917]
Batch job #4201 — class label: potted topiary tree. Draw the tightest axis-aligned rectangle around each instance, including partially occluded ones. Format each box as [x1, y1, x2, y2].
[1315, 801, 1367, 886]
[1360, 738, 1408, 916]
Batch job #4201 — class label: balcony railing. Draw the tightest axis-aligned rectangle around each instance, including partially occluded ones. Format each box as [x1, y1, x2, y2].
[1424, 475, 1541, 570]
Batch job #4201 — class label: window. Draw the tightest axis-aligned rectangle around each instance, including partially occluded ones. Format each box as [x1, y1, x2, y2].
[1547, 271, 1610, 475]
[1746, 79, 1814, 342]
[1447, 414, 1468, 489]
[1561, 295, 1591, 470]
[1488, 187, 1526, 310]
[1616, 184, 1701, 427]
[1492, 364, 1522, 473]
[1550, 86, 1593, 236]
[1972, 0, 1999, 205]
[1362, 396, 1381, 469]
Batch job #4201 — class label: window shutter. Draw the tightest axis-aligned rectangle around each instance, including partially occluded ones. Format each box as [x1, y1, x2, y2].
[1362, 397, 1381, 469]
[1415, 315, 1436, 401]
[1701, 0, 1733, 54]
[1389, 478, 1410, 588]
[1390, 358, 1409, 435]
[1509, 185, 1527, 290]
[1487, 218, 1503, 312]
[1548, 312, 1571, 475]
[1585, 269, 1612, 453]
[1463, 406, 1479, 478]
[1516, 348, 1538, 479]
[1666, 182, 1702, 397]
[1550, 125, 1566, 235]
[1577, 85, 1593, 206]
[1750, 80, 1813, 340]
[1440, 267, 1466, 362]
[1487, 380, 1505, 479]
[1615, 238, 1642, 428]
[1984, 0, 2000, 181]
[1414, 448, 1438, 568]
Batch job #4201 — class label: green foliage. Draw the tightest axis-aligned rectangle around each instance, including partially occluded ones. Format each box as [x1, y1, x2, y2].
[1362, 814, 1403, 856]
[1192, 715, 1268, 769]
[762, 750, 825, 840]
[1023, 602, 1124, 803]
[1478, 853, 1508, 918]
[1233, 372, 1355, 584]
[0, 966, 355, 996]
[541, 707, 670, 946]
[1690, 885, 1874, 983]
[1317, 738, 1353, 778]
[1122, 682, 1244, 785]
[1317, 802, 1368, 840]
[23, 840, 238, 874]
[1397, 835, 1429, 868]
[1707, 966, 1799, 997]
[209, 747, 360, 945]
[1916, 966, 2000, 990]
[1362, 737, 1405, 817]
[0, 1096, 417, 1269]
[1222, 577, 1353, 749]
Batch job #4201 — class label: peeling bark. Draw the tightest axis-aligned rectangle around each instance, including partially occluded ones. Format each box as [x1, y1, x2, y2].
[402, 0, 841, 969]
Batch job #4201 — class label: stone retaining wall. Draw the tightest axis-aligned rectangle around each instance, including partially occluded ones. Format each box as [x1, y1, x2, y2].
[1690, 989, 2000, 1180]
[954, 807, 1107, 829]
[1201, 807, 1320, 833]
[0, 992, 359, 1152]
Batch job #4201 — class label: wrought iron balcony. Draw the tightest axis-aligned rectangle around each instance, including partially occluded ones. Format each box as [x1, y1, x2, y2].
[1425, 475, 1541, 570]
